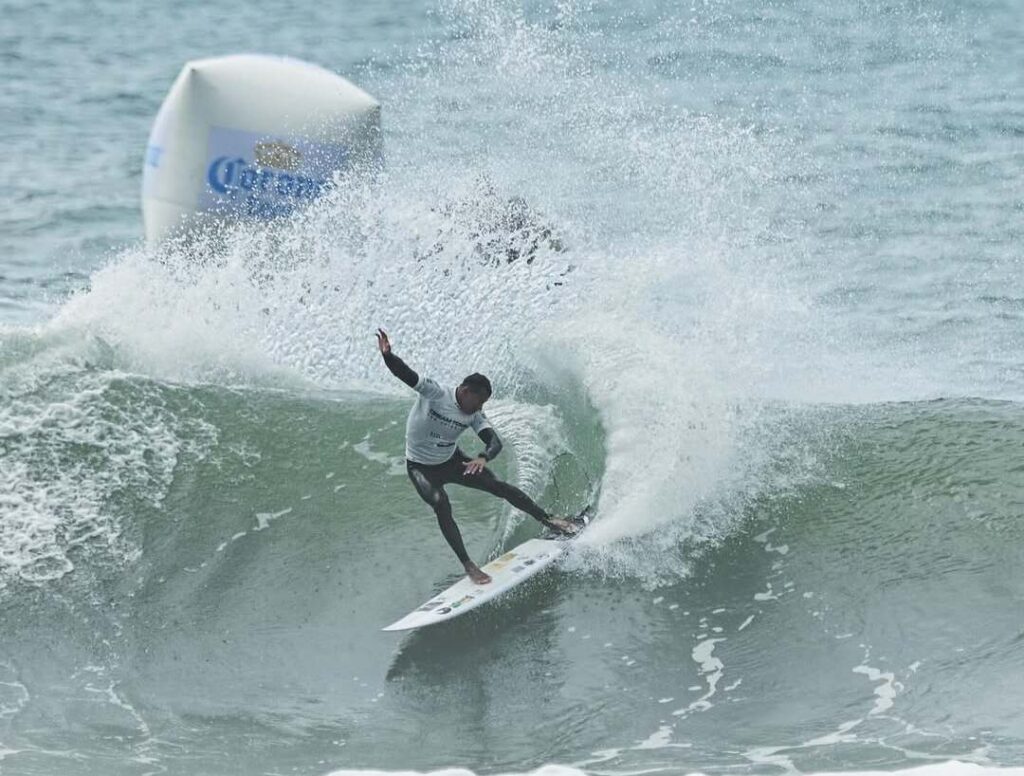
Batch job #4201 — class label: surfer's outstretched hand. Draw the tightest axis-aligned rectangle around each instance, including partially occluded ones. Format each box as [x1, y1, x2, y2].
[376, 328, 391, 355]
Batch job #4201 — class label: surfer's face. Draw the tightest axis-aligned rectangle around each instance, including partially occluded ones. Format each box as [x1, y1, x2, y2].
[457, 386, 489, 414]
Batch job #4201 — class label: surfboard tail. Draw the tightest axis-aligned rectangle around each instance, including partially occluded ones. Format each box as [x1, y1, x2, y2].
[540, 504, 593, 541]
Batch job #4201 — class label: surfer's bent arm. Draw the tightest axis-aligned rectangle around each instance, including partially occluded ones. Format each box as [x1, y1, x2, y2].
[381, 350, 419, 389]
[469, 413, 502, 461]
[477, 427, 503, 462]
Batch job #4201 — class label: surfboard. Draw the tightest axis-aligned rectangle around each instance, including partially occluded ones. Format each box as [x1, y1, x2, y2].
[382, 511, 590, 632]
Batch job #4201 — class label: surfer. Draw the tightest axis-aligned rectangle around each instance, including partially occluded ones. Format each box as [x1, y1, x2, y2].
[376, 328, 579, 585]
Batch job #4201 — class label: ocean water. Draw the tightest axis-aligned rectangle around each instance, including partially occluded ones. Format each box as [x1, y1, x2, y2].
[1, 0, 1023, 774]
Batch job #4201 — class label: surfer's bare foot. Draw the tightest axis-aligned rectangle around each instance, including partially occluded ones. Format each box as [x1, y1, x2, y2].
[464, 561, 492, 585]
[548, 517, 580, 535]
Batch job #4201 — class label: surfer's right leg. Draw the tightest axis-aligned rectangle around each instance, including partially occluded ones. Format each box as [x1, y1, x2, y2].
[406, 462, 492, 584]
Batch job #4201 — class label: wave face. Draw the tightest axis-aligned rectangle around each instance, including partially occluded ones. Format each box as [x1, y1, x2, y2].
[2, 0, 1023, 773]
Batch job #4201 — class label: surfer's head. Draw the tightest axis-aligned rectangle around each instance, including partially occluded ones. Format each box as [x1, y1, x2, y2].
[457, 373, 492, 413]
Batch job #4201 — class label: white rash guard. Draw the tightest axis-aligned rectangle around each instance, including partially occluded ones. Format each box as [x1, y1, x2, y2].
[404, 375, 493, 465]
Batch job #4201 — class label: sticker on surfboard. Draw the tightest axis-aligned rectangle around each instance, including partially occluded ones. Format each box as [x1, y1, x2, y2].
[382, 510, 590, 632]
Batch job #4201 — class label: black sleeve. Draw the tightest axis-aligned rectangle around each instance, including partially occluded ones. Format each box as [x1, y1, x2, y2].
[382, 350, 419, 389]
[477, 427, 503, 461]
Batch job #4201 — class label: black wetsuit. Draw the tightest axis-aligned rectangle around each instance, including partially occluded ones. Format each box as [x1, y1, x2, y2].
[383, 350, 556, 564]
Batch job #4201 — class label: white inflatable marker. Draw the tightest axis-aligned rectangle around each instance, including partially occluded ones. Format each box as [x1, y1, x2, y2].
[142, 53, 381, 243]
[383, 514, 589, 632]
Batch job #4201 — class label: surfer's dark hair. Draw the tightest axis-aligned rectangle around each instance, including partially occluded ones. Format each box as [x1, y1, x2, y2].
[461, 373, 492, 398]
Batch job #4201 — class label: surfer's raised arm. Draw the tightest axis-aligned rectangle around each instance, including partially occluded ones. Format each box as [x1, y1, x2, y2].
[376, 328, 419, 388]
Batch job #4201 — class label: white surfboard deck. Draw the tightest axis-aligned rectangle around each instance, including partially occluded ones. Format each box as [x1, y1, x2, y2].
[382, 515, 588, 632]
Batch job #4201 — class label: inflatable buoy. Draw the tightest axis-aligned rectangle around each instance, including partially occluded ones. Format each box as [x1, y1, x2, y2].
[142, 53, 381, 244]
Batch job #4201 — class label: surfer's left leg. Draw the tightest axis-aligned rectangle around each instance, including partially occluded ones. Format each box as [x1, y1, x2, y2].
[455, 460, 579, 535]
